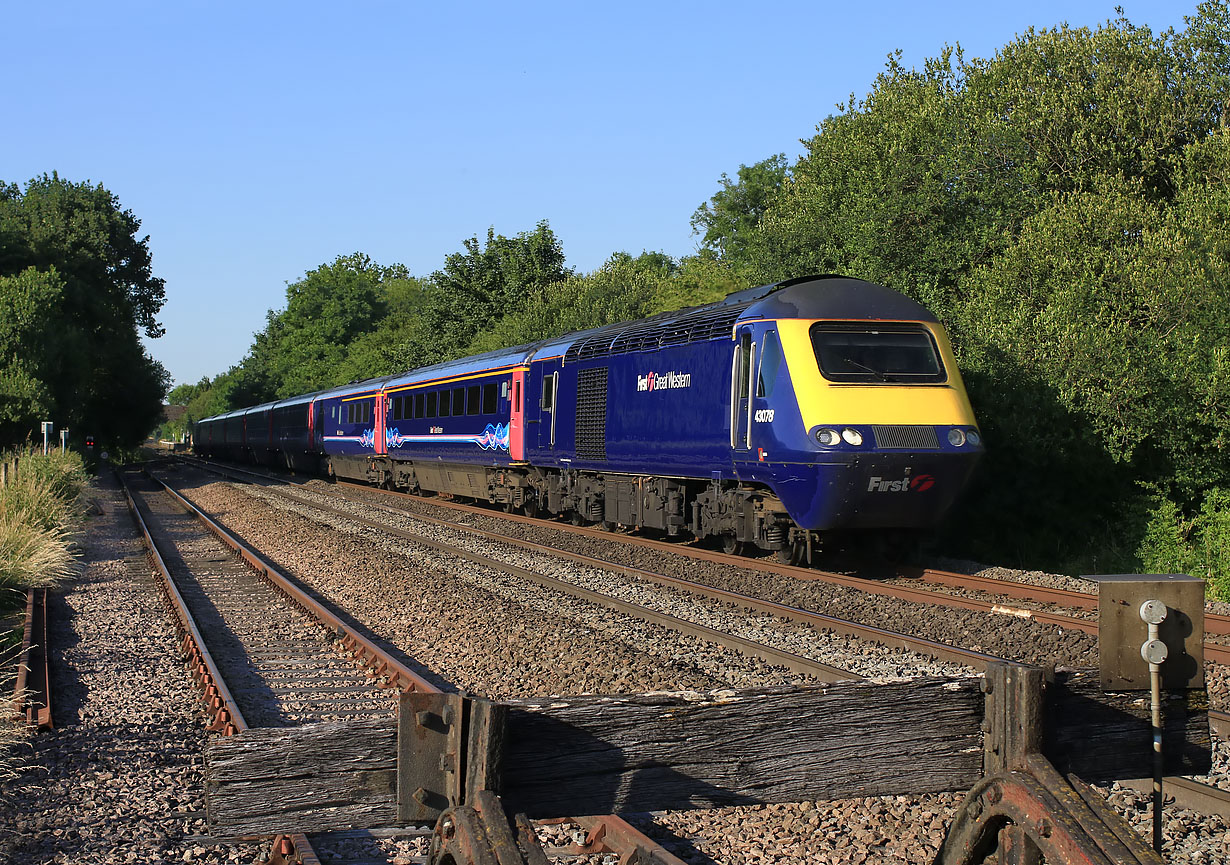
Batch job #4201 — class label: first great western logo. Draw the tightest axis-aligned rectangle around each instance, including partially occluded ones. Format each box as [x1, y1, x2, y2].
[637, 370, 692, 392]
[867, 474, 936, 493]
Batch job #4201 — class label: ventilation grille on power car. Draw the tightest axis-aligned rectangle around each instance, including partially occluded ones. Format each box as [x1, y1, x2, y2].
[872, 425, 940, 450]
[575, 367, 608, 460]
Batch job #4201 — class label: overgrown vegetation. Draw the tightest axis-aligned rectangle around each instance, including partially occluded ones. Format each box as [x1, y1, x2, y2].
[0, 448, 89, 788]
[166, 3, 1230, 597]
[0, 448, 89, 597]
[0, 173, 171, 452]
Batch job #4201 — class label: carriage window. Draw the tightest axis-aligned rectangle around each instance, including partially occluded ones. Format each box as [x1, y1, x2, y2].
[426, 392, 438, 418]
[438, 390, 450, 417]
[757, 331, 782, 397]
[737, 332, 752, 400]
[541, 376, 554, 410]
[453, 387, 466, 416]
[810, 323, 947, 384]
[466, 385, 480, 416]
[414, 393, 425, 419]
[482, 383, 497, 414]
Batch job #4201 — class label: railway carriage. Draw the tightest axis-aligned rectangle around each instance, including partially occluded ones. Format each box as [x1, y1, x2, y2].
[195, 275, 983, 560]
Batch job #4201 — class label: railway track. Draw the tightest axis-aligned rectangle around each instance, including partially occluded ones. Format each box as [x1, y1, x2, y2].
[160, 459, 993, 682]
[117, 465, 691, 864]
[173, 456, 1230, 671]
[119, 465, 402, 862]
[162, 457, 1230, 823]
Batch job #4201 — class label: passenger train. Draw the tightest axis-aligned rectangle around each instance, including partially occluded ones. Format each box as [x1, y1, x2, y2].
[194, 275, 983, 562]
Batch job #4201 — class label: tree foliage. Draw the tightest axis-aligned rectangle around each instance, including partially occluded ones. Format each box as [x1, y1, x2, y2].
[691, 155, 790, 263]
[0, 174, 169, 448]
[192, 1, 1230, 591]
[731, 1, 1230, 578]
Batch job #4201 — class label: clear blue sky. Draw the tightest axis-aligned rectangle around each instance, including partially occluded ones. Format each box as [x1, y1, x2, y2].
[2, 1, 1195, 390]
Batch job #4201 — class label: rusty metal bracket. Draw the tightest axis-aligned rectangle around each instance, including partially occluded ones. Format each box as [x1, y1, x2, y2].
[938, 664, 1163, 865]
[398, 692, 507, 824]
[562, 815, 691, 865]
[429, 790, 548, 865]
[399, 692, 465, 822]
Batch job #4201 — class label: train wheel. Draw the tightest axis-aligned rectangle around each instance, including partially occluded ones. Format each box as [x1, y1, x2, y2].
[775, 541, 805, 566]
[521, 498, 539, 519]
[721, 533, 745, 556]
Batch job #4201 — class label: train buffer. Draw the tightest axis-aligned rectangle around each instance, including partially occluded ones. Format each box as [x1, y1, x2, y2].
[206, 575, 1212, 865]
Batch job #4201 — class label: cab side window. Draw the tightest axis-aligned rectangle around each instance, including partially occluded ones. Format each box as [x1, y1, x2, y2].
[757, 331, 782, 397]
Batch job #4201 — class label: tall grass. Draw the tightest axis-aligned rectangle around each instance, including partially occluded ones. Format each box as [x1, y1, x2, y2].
[1, 448, 89, 788]
[0, 448, 89, 591]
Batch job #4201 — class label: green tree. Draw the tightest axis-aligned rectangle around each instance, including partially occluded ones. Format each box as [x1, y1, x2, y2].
[0, 174, 169, 448]
[690, 155, 790, 263]
[427, 221, 572, 351]
[229, 253, 400, 401]
[0, 267, 64, 441]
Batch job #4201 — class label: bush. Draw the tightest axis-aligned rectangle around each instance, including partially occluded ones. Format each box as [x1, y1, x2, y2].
[0, 448, 89, 592]
[1137, 487, 1230, 601]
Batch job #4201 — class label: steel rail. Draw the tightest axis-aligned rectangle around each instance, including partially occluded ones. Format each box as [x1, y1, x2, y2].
[312, 480, 1007, 674]
[184, 456, 1230, 640]
[118, 469, 248, 735]
[145, 469, 441, 696]
[167, 460, 857, 683]
[185, 456, 1230, 671]
[336, 474, 1230, 740]
[905, 566, 1230, 638]
[117, 470, 324, 864]
[12, 588, 52, 729]
[155, 463, 699, 863]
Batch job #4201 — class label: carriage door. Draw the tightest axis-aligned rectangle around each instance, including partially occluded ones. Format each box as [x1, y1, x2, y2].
[730, 327, 756, 461]
[538, 359, 561, 450]
[510, 367, 527, 461]
[374, 392, 388, 455]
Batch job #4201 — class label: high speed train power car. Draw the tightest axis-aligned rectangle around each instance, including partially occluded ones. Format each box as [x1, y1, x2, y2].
[195, 275, 983, 562]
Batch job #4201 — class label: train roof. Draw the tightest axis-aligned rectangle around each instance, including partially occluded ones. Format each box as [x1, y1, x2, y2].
[550, 274, 936, 364]
[741, 275, 938, 323]
[383, 343, 541, 390]
[312, 374, 401, 402]
[198, 275, 935, 423]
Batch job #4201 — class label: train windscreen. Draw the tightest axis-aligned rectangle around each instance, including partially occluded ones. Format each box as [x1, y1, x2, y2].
[810, 323, 947, 384]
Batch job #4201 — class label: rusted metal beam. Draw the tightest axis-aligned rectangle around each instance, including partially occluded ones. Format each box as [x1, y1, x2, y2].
[13, 588, 52, 729]
[566, 815, 689, 865]
[117, 469, 321, 865]
[117, 470, 247, 734]
[147, 470, 440, 695]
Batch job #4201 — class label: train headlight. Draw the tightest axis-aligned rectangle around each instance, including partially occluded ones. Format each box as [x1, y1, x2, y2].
[841, 428, 863, 446]
[815, 428, 841, 446]
[967, 429, 982, 447]
[948, 428, 967, 447]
